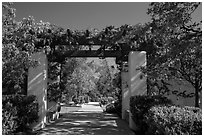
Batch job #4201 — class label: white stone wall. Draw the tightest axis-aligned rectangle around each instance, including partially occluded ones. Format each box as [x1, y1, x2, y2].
[27, 52, 47, 130]
[128, 51, 147, 97]
[121, 51, 147, 130]
[165, 79, 195, 107]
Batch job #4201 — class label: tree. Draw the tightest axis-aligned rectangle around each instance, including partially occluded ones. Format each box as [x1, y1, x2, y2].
[60, 58, 99, 102]
[2, 3, 39, 94]
[96, 59, 112, 97]
[112, 71, 122, 103]
[141, 2, 202, 107]
[2, 3, 43, 134]
[96, 59, 119, 100]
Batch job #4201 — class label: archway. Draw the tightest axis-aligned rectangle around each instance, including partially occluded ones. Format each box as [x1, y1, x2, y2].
[27, 27, 147, 130]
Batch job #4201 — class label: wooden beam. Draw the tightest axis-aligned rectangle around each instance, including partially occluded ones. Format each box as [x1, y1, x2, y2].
[54, 50, 122, 57]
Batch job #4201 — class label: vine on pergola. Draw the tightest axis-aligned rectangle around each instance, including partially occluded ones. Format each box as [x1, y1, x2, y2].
[33, 23, 145, 65]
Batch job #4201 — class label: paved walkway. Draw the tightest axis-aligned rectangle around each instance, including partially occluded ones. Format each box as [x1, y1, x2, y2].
[37, 102, 135, 135]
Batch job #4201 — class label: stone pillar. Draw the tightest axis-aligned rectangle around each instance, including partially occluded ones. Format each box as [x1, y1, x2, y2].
[27, 52, 47, 130]
[128, 51, 147, 130]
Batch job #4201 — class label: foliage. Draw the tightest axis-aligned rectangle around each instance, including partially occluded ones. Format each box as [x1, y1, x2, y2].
[47, 82, 61, 102]
[2, 3, 39, 94]
[47, 57, 120, 103]
[87, 90, 99, 102]
[84, 95, 90, 103]
[105, 103, 116, 113]
[130, 95, 172, 134]
[96, 59, 117, 98]
[105, 101, 122, 118]
[2, 94, 39, 134]
[4, 2, 201, 93]
[2, 3, 123, 104]
[104, 72, 122, 117]
[113, 101, 122, 117]
[99, 67, 122, 116]
[48, 58, 102, 102]
[2, 98, 18, 134]
[67, 59, 97, 98]
[48, 62, 61, 81]
[145, 105, 202, 135]
[111, 71, 122, 117]
[99, 97, 109, 106]
[140, 2, 202, 107]
[47, 61, 62, 101]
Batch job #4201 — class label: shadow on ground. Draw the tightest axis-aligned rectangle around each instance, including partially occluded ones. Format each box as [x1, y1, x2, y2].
[37, 112, 134, 135]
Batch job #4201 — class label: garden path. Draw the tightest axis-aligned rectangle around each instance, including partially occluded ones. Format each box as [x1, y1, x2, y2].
[37, 102, 135, 135]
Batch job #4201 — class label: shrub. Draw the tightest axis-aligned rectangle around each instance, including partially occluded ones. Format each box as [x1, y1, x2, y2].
[73, 97, 79, 104]
[145, 106, 202, 135]
[100, 97, 109, 105]
[105, 103, 116, 113]
[105, 101, 122, 118]
[47, 83, 61, 102]
[2, 100, 18, 135]
[114, 101, 122, 118]
[84, 95, 89, 103]
[2, 94, 39, 134]
[130, 95, 172, 134]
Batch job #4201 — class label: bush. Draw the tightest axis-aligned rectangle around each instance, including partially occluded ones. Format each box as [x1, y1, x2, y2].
[105, 101, 122, 117]
[145, 106, 202, 135]
[100, 97, 109, 105]
[2, 94, 39, 134]
[105, 103, 116, 113]
[88, 91, 99, 102]
[72, 97, 79, 104]
[47, 83, 61, 102]
[130, 95, 172, 134]
[84, 95, 89, 103]
[114, 101, 122, 118]
[2, 100, 18, 135]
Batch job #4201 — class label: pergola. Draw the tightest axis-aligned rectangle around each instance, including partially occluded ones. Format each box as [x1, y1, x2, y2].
[32, 25, 143, 64]
[27, 25, 147, 131]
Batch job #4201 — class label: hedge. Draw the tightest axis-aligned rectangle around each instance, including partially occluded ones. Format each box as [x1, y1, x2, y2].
[145, 106, 202, 135]
[129, 95, 172, 134]
[2, 94, 39, 134]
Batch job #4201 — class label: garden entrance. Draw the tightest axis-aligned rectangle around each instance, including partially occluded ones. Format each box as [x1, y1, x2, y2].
[27, 42, 146, 131]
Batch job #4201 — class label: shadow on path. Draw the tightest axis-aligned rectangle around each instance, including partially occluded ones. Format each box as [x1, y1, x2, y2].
[37, 111, 134, 135]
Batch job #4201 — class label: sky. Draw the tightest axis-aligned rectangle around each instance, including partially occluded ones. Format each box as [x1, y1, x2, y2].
[13, 2, 151, 30]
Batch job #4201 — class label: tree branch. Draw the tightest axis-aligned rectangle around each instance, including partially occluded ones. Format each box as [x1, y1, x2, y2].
[169, 66, 195, 87]
[181, 25, 202, 34]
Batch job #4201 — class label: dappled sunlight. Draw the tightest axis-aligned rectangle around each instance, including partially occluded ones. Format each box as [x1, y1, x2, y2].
[55, 121, 81, 126]
[28, 72, 43, 86]
[130, 61, 146, 82]
[99, 120, 117, 127]
[122, 86, 129, 94]
[129, 51, 147, 97]
[38, 105, 134, 135]
[131, 72, 141, 83]
[28, 77, 43, 91]
[131, 79, 147, 96]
